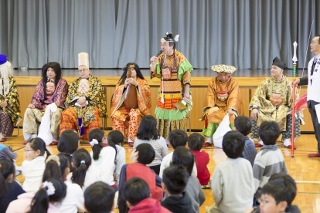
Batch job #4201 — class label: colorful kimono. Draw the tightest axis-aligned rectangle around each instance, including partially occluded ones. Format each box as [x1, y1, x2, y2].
[249, 76, 300, 139]
[111, 78, 151, 141]
[151, 50, 193, 138]
[60, 75, 106, 140]
[0, 76, 21, 136]
[23, 78, 68, 140]
[202, 77, 243, 137]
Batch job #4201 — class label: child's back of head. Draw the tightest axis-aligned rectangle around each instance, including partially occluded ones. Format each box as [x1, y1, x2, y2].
[58, 130, 79, 155]
[134, 143, 155, 165]
[169, 129, 188, 149]
[222, 131, 245, 159]
[187, 133, 204, 151]
[124, 177, 150, 207]
[234, 116, 252, 136]
[172, 146, 194, 176]
[71, 148, 91, 188]
[258, 121, 281, 145]
[162, 164, 188, 195]
[84, 181, 115, 213]
[107, 130, 124, 146]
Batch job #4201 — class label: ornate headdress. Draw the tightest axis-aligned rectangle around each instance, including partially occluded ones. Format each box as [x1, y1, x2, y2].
[161, 32, 179, 44]
[210, 64, 236, 74]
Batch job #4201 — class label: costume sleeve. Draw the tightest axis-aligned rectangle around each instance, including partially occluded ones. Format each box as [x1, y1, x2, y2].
[211, 167, 223, 205]
[118, 164, 128, 213]
[226, 79, 242, 113]
[249, 80, 270, 110]
[53, 79, 68, 108]
[177, 60, 193, 81]
[137, 79, 152, 115]
[203, 79, 216, 112]
[1, 77, 21, 124]
[31, 81, 45, 109]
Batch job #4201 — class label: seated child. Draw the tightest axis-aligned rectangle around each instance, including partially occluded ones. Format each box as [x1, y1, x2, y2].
[57, 130, 79, 163]
[159, 129, 197, 178]
[171, 146, 205, 213]
[234, 115, 257, 166]
[85, 128, 116, 187]
[118, 143, 163, 213]
[124, 177, 171, 213]
[246, 172, 301, 213]
[161, 164, 192, 213]
[0, 159, 25, 213]
[107, 130, 125, 184]
[187, 133, 210, 186]
[22, 138, 50, 193]
[253, 121, 287, 192]
[209, 131, 254, 213]
[84, 181, 115, 213]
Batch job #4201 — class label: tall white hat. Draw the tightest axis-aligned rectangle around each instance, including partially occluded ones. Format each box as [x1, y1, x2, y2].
[78, 52, 89, 69]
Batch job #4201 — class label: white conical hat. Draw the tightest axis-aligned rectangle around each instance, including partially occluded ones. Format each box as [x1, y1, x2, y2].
[78, 52, 89, 69]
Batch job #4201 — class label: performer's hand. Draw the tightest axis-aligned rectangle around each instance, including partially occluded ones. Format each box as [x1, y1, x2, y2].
[251, 109, 259, 120]
[227, 108, 234, 116]
[77, 97, 87, 105]
[150, 56, 158, 64]
[1, 100, 7, 108]
[292, 78, 300, 86]
[207, 107, 219, 115]
[28, 104, 35, 109]
[127, 78, 138, 86]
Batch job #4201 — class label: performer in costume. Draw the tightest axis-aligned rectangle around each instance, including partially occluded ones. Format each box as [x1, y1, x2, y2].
[23, 62, 68, 145]
[150, 32, 193, 139]
[293, 35, 320, 157]
[201, 64, 243, 147]
[250, 57, 300, 148]
[60, 52, 106, 140]
[0, 54, 21, 142]
[111, 63, 151, 147]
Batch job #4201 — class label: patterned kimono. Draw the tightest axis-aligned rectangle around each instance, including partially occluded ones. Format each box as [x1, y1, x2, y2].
[249, 76, 300, 139]
[0, 76, 21, 136]
[111, 78, 151, 140]
[60, 75, 106, 140]
[23, 78, 68, 140]
[151, 50, 193, 139]
[202, 77, 243, 137]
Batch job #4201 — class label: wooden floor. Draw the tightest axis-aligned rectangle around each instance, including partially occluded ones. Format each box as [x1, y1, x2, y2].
[5, 129, 320, 213]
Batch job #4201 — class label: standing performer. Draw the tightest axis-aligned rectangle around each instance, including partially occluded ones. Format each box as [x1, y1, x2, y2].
[293, 35, 320, 157]
[0, 54, 21, 142]
[60, 52, 106, 140]
[23, 62, 68, 145]
[250, 57, 300, 149]
[201, 64, 243, 147]
[111, 63, 151, 146]
[150, 32, 193, 139]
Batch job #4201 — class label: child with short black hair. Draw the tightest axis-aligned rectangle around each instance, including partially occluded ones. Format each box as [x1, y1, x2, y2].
[84, 181, 115, 213]
[209, 131, 254, 213]
[118, 143, 163, 213]
[124, 177, 170, 213]
[187, 133, 210, 186]
[161, 164, 192, 213]
[253, 121, 287, 192]
[22, 137, 51, 193]
[171, 146, 205, 213]
[159, 129, 197, 178]
[58, 130, 79, 162]
[234, 115, 257, 166]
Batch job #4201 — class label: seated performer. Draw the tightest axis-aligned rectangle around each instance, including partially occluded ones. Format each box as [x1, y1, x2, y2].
[249, 57, 300, 149]
[60, 52, 106, 140]
[150, 32, 193, 139]
[23, 62, 68, 145]
[111, 63, 151, 146]
[0, 54, 21, 142]
[202, 64, 243, 147]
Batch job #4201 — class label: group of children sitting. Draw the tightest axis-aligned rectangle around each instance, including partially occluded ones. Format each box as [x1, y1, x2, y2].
[0, 114, 300, 213]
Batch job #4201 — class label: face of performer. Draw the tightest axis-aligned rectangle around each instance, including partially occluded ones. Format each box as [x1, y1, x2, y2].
[46, 82, 55, 95]
[78, 65, 90, 79]
[217, 72, 231, 83]
[46, 67, 56, 79]
[161, 41, 174, 56]
[310, 36, 320, 55]
[270, 65, 283, 80]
